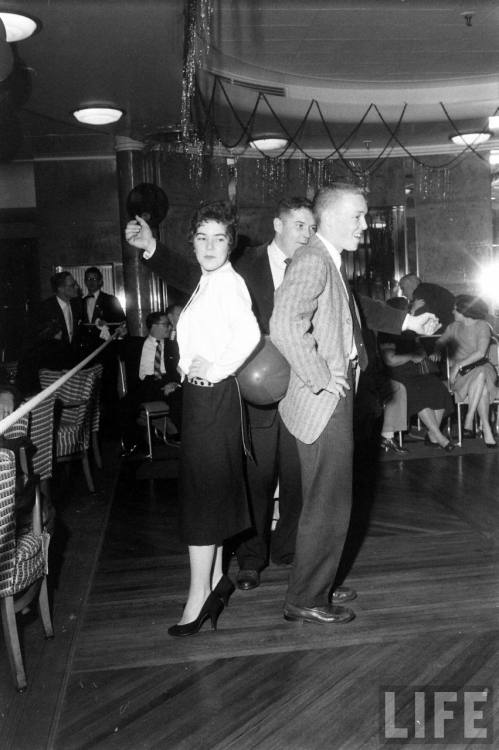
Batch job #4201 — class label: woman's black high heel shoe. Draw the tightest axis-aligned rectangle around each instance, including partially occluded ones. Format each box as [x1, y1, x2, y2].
[168, 592, 224, 637]
[462, 428, 475, 439]
[212, 574, 235, 607]
[424, 434, 456, 452]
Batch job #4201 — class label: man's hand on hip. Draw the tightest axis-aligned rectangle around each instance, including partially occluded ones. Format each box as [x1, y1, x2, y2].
[325, 371, 350, 398]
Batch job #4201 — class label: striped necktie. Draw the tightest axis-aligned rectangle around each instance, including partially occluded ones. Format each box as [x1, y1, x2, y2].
[154, 339, 162, 379]
[339, 262, 367, 371]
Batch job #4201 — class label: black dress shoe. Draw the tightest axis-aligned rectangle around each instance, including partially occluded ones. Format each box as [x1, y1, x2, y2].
[236, 569, 260, 590]
[331, 586, 357, 603]
[283, 602, 355, 624]
[462, 428, 475, 439]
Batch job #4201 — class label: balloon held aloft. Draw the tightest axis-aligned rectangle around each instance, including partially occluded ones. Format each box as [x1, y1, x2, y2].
[237, 336, 290, 405]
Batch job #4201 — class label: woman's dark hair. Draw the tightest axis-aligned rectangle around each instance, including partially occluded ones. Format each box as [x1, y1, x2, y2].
[145, 310, 168, 330]
[454, 294, 489, 320]
[188, 202, 238, 249]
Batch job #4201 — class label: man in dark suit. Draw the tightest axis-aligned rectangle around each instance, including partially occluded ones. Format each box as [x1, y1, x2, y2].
[38, 271, 83, 356]
[80, 266, 125, 354]
[270, 183, 441, 626]
[231, 197, 316, 590]
[80, 266, 126, 430]
[399, 272, 455, 333]
[120, 311, 182, 451]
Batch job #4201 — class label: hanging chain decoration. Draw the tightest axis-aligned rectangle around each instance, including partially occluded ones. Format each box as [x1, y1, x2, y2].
[188, 73, 495, 175]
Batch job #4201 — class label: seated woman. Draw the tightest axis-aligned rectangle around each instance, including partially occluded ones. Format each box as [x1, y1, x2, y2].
[436, 294, 498, 448]
[378, 299, 455, 451]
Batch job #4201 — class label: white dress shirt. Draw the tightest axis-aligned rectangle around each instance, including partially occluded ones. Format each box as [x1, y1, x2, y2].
[267, 240, 290, 291]
[139, 335, 166, 380]
[57, 297, 73, 341]
[85, 289, 100, 322]
[177, 261, 260, 383]
[316, 231, 358, 360]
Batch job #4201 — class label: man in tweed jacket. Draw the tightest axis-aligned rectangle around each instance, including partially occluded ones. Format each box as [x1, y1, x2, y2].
[270, 183, 439, 625]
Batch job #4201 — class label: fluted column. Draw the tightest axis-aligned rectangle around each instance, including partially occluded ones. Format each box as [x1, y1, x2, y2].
[115, 135, 150, 336]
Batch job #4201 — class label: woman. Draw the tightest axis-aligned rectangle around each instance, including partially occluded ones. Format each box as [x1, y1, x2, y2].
[169, 202, 260, 636]
[437, 294, 498, 447]
[378, 300, 455, 451]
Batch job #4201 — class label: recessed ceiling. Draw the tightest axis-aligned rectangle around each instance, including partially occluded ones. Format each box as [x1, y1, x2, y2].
[1, 0, 498, 160]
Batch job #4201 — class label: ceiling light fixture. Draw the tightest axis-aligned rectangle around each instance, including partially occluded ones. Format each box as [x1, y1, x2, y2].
[248, 135, 288, 152]
[0, 12, 40, 42]
[450, 132, 491, 147]
[72, 107, 124, 125]
[489, 116, 499, 131]
[489, 151, 499, 166]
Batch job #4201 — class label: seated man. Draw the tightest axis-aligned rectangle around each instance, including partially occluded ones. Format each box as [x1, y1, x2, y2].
[120, 311, 182, 451]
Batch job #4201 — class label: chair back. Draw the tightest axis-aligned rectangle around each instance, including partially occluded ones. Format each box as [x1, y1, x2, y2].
[39, 368, 96, 454]
[28, 396, 56, 481]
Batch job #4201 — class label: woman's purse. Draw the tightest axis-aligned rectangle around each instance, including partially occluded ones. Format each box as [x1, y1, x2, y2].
[457, 356, 490, 377]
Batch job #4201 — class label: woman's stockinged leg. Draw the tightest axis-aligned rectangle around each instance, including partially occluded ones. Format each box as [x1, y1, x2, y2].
[211, 545, 224, 589]
[463, 371, 485, 430]
[419, 407, 450, 447]
[179, 544, 216, 625]
[477, 389, 495, 443]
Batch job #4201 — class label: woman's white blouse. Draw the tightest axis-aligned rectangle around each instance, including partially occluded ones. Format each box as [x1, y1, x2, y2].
[177, 262, 261, 383]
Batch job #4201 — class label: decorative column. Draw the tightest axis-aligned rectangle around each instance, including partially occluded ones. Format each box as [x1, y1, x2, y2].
[115, 135, 150, 336]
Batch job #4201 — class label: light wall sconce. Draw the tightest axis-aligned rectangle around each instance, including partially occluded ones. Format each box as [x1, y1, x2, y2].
[450, 132, 491, 147]
[72, 106, 124, 125]
[0, 12, 40, 42]
[248, 134, 288, 152]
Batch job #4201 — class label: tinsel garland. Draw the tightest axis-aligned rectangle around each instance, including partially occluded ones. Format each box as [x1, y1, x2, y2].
[180, 0, 214, 139]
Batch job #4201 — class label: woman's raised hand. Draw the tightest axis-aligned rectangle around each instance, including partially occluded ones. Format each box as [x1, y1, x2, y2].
[125, 215, 156, 253]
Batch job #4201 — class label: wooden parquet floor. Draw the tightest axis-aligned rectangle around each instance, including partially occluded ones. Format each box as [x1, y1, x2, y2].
[49, 447, 499, 750]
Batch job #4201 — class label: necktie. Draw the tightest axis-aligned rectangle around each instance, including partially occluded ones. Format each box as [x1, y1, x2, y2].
[339, 262, 367, 371]
[64, 303, 73, 342]
[284, 257, 291, 273]
[154, 339, 162, 379]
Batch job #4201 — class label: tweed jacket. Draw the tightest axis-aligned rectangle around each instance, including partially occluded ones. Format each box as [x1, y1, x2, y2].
[270, 236, 405, 444]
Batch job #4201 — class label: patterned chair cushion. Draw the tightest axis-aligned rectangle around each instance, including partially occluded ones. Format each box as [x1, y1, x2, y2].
[12, 530, 45, 593]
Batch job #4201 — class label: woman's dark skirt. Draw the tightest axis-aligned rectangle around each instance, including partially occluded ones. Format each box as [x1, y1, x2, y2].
[179, 377, 250, 545]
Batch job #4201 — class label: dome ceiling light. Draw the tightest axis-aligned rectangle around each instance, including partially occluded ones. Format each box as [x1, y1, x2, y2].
[72, 107, 124, 125]
[248, 135, 288, 152]
[0, 12, 40, 42]
[449, 132, 491, 146]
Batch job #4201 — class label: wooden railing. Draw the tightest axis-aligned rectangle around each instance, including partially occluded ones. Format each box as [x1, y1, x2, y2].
[0, 332, 121, 436]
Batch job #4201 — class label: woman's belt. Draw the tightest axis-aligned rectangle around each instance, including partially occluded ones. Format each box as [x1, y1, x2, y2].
[187, 376, 214, 387]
